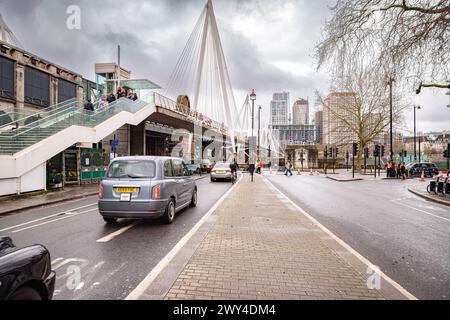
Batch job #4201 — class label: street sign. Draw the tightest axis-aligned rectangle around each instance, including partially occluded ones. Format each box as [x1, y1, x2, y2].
[111, 138, 120, 153]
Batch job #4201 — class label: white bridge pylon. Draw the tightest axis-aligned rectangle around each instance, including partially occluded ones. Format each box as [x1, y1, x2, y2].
[164, 0, 247, 149]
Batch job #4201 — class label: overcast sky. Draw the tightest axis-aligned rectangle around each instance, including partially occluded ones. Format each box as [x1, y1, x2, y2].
[1, 0, 448, 134]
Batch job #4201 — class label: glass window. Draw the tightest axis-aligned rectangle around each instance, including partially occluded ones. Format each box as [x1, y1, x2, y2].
[164, 160, 173, 177]
[172, 159, 184, 177]
[107, 160, 156, 179]
[58, 78, 77, 103]
[214, 163, 230, 168]
[24, 67, 50, 107]
[0, 56, 14, 100]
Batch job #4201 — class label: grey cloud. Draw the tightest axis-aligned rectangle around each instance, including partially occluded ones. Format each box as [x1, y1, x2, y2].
[0, 0, 447, 131]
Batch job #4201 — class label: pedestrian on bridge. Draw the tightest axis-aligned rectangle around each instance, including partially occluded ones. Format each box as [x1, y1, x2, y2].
[107, 93, 116, 104]
[83, 99, 94, 112]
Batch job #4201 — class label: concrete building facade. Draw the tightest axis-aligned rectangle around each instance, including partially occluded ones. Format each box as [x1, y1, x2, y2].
[292, 98, 309, 125]
[314, 110, 323, 144]
[0, 40, 84, 113]
[322, 92, 358, 146]
[270, 92, 290, 126]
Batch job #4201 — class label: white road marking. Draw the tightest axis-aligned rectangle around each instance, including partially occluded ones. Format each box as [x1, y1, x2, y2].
[263, 177, 417, 300]
[125, 174, 243, 300]
[96, 222, 139, 242]
[11, 208, 98, 233]
[51, 257, 64, 265]
[0, 202, 97, 233]
[393, 201, 450, 223]
[50, 258, 88, 271]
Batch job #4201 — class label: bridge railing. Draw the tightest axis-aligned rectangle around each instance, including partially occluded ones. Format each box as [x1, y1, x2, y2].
[153, 92, 227, 135]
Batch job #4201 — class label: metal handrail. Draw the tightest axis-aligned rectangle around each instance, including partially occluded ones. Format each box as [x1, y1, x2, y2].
[0, 98, 80, 131]
[153, 92, 227, 134]
[11, 105, 82, 138]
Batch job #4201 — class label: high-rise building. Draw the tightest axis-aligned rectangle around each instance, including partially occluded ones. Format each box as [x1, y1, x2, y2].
[322, 92, 358, 145]
[270, 92, 290, 125]
[314, 110, 323, 144]
[292, 98, 309, 125]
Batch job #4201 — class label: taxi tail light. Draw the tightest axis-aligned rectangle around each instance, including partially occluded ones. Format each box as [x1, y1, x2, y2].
[98, 184, 104, 199]
[152, 185, 161, 199]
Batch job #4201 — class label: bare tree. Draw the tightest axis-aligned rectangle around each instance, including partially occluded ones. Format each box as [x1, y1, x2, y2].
[316, 0, 450, 90]
[317, 62, 406, 169]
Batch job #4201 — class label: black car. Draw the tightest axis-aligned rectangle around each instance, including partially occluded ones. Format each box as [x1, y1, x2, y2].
[0, 236, 55, 300]
[406, 162, 440, 178]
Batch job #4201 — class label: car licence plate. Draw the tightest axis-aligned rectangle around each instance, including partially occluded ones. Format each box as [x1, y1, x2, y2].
[116, 187, 137, 193]
[217, 170, 226, 174]
[120, 193, 131, 202]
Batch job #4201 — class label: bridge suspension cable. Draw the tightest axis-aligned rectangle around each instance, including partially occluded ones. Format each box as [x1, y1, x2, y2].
[163, 0, 246, 146]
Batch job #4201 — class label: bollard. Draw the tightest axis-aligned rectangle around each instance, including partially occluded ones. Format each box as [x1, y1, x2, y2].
[297, 168, 301, 175]
[419, 171, 425, 182]
[310, 168, 313, 176]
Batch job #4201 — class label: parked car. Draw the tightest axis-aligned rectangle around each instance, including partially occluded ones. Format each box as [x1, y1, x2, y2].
[210, 162, 232, 182]
[98, 156, 197, 224]
[406, 162, 439, 177]
[185, 163, 201, 175]
[200, 159, 213, 173]
[0, 236, 55, 300]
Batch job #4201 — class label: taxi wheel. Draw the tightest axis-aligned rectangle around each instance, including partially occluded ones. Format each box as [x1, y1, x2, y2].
[190, 188, 197, 207]
[103, 217, 118, 224]
[163, 199, 175, 224]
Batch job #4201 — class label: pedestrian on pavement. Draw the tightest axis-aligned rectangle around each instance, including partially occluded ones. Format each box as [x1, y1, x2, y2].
[248, 163, 255, 182]
[401, 162, 406, 180]
[255, 161, 261, 174]
[386, 160, 392, 178]
[230, 159, 238, 183]
[396, 162, 402, 179]
[285, 160, 293, 177]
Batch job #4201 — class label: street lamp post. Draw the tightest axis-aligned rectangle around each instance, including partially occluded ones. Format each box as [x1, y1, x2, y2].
[249, 90, 256, 165]
[414, 105, 421, 161]
[257, 105, 262, 160]
[388, 77, 395, 161]
[418, 133, 422, 163]
[250, 90, 256, 138]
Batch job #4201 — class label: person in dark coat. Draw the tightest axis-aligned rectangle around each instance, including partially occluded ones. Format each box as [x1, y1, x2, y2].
[83, 99, 94, 111]
[248, 163, 255, 182]
[107, 93, 116, 104]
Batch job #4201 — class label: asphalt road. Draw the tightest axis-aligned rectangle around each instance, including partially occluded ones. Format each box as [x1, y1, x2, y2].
[266, 173, 450, 300]
[0, 177, 231, 300]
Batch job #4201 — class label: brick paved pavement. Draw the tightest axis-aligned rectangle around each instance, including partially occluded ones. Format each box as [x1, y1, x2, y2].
[164, 174, 386, 300]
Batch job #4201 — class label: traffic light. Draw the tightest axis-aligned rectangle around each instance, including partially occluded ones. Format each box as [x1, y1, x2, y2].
[324, 146, 328, 158]
[374, 145, 380, 157]
[164, 137, 170, 155]
[364, 147, 369, 158]
[352, 143, 358, 155]
[403, 150, 407, 157]
[335, 147, 339, 157]
[381, 145, 385, 157]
